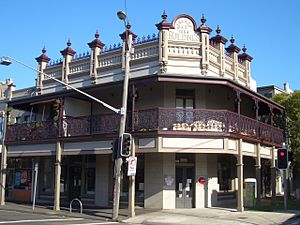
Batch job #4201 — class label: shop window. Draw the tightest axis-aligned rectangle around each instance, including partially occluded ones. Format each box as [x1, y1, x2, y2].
[5, 157, 33, 201]
[60, 157, 67, 193]
[85, 168, 95, 194]
[14, 169, 32, 190]
[42, 158, 54, 193]
[84, 155, 96, 195]
[217, 155, 236, 191]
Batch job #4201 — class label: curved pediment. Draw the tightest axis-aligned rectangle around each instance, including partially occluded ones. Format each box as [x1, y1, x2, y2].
[169, 14, 200, 42]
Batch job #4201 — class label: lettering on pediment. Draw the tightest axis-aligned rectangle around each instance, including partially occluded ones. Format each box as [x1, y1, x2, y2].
[169, 17, 200, 42]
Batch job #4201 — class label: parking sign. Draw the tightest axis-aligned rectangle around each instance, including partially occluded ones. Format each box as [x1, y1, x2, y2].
[127, 156, 137, 176]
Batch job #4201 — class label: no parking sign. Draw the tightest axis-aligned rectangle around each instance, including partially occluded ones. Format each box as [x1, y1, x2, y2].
[127, 156, 137, 176]
[198, 176, 206, 185]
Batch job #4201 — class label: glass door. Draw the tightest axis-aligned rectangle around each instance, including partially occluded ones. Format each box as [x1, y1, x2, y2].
[176, 166, 194, 208]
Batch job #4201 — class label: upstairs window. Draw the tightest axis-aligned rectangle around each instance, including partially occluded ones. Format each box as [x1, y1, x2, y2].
[176, 89, 195, 124]
[175, 89, 195, 109]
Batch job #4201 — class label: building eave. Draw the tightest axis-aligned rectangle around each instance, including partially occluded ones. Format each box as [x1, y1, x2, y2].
[8, 74, 284, 111]
[157, 74, 285, 110]
[7, 75, 159, 107]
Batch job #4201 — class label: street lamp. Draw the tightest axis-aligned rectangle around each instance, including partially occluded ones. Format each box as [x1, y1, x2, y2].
[117, 11, 127, 21]
[112, 10, 133, 220]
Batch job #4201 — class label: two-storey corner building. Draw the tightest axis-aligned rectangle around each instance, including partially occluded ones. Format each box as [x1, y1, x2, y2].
[4, 13, 284, 210]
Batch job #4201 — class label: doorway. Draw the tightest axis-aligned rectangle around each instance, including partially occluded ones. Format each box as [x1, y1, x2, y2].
[176, 166, 194, 208]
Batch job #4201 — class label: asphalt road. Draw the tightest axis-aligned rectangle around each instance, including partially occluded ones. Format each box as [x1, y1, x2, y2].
[0, 210, 123, 225]
[282, 216, 300, 225]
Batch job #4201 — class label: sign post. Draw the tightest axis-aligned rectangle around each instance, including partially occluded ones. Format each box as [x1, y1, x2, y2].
[32, 162, 38, 210]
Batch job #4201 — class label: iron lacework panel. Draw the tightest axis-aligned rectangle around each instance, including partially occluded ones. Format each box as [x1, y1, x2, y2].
[6, 120, 59, 142]
[62, 113, 121, 136]
[6, 108, 284, 145]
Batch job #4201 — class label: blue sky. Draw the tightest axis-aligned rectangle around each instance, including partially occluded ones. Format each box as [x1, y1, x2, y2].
[0, 1, 299, 90]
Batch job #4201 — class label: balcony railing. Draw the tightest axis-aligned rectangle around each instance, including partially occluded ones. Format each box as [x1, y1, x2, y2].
[6, 108, 284, 145]
[6, 120, 59, 142]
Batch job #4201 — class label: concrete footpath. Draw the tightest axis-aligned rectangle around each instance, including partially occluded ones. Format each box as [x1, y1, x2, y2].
[0, 202, 299, 225]
[125, 207, 300, 225]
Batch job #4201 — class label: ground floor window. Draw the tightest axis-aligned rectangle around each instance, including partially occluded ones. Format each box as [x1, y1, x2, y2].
[217, 155, 236, 191]
[41, 157, 54, 193]
[6, 157, 34, 202]
[61, 155, 96, 200]
[84, 155, 96, 195]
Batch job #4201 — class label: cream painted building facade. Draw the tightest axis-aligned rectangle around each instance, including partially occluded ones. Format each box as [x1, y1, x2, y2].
[3, 13, 284, 211]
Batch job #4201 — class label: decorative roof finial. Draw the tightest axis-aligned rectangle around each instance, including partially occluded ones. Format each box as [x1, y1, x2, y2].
[210, 26, 227, 45]
[95, 30, 100, 39]
[61, 39, 76, 56]
[156, 10, 171, 30]
[216, 25, 221, 35]
[120, 20, 137, 41]
[162, 10, 167, 21]
[239, 44, 253, 62]
[67, 39, 71, 47]
[225, 35, 240, 54]
[201, 14, 206, 25]
[88, 30, 105, 49]
[126, 21, 131, 30]
[230, 35, 235, 44]
[35, 46, 50, 63]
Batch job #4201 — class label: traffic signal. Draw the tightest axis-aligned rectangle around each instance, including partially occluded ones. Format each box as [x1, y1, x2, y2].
[120, 133, 132, 157]
[111, 138, 119, 160]
[277, 148, 288, 169]
[288, 151, 294, 162]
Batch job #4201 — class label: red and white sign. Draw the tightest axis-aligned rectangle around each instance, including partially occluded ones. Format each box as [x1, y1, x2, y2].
[127, 156, 137, 176]
[198, 176, 206, 185]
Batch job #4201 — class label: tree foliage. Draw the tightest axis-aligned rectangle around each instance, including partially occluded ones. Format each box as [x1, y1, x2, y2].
[273, 91, 300, 166]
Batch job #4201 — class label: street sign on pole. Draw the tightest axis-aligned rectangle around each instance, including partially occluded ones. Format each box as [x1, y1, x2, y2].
[127, 156, 137, 176]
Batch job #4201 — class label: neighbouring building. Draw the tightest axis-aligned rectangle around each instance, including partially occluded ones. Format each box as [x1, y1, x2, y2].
[257, 82, 293, 99]
[259, 83, 300, 200]
[2, 12, 284, 210]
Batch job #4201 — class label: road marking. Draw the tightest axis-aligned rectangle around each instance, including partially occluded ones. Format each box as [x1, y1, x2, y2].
[0, 218, 83, 224]
[65, 222, 119, 225]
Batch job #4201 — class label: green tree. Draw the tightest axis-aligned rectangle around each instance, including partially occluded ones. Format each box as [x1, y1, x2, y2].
[273, 91, 300, 166]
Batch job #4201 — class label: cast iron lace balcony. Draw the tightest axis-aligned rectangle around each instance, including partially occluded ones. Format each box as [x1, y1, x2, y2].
[6, 108, 283, 145]
[6, 120, 59, 142]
